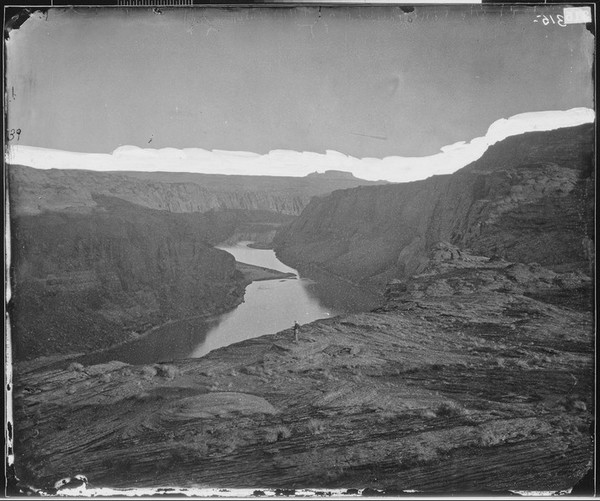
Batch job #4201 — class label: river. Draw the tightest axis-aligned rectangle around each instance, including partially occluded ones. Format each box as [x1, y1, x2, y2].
[80, 241, 381, 366]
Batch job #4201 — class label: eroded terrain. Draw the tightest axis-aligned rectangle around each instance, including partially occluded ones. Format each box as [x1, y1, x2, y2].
[12, 247, 593, 493]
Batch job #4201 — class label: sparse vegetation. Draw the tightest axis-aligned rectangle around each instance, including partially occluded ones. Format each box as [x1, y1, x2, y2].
[306, 419, 325, 435]
[514, 359, 529, 369]
[265, 425, 292, 443]
[154, 364, 180, 379]
[141, 366, 157, 379]
[120, 366, 133, 376]
[240, 365, 261, 376]
[419, 408, 438, 419]
[479, 429, 510, 447]
[560, 395, 589, 413]
[401, 443, 438, 468]
[436, 401, 465, 418]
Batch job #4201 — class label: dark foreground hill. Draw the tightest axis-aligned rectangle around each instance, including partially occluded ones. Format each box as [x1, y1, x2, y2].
[274, 124, 595, 289]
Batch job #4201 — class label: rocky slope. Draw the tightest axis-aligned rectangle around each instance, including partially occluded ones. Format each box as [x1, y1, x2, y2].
[274, 124, 595, 288]
[8, 166, 385, 216]
[12, 245, 593, 493]
[9, 195, 251, 360]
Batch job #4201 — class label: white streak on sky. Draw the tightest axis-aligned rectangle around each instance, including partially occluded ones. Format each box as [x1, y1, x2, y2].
[7, 108, 594, 183]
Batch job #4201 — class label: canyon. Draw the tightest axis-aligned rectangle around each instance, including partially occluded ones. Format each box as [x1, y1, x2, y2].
[9, 166, 384, 216]
[274, 124, 594, 289]
[8, 124, 595, 494]
[8, 169, 379, 360]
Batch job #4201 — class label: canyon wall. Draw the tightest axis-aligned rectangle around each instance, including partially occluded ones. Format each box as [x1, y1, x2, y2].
[7, 166, 379, 360]
[9, 196, 250, 360]
[274, 124, 595, 289]
[8, 167, 384, 216]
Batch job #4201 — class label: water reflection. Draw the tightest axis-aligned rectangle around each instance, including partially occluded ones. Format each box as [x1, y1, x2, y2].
[81, 241, 381, 365]
[192, 242, 337, 357]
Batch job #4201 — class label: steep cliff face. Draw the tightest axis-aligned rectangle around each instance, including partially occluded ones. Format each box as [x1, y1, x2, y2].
[274, 124, 594, 288]
[9, 196, 249, 360]
[8, 166, 385, 217]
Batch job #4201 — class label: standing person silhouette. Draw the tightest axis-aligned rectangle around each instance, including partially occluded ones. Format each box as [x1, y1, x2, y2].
[293, 321, 300, 343]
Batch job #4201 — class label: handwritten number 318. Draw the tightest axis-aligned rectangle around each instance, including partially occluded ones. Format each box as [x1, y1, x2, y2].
[8, 128, 21, 141]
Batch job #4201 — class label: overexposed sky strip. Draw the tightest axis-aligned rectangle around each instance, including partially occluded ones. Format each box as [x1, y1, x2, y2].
[7, 108, 594, 183]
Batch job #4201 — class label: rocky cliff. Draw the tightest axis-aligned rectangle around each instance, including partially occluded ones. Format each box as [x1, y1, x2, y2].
[12, 245, 593, 494]
[9, 195, 251, 360]
[8, 166, 385, 216]
[274, 124, 594, 288]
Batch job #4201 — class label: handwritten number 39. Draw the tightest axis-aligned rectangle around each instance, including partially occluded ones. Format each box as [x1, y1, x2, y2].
[8, 128, 21, 141]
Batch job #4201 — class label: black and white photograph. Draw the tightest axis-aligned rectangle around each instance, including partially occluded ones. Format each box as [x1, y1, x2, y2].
[4, 3, 596, 497]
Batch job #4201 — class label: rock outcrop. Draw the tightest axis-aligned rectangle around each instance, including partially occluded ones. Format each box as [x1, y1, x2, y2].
[274, 124, 594, 288]
[7, 166, 385, 216]
[12, 247, 593, 493]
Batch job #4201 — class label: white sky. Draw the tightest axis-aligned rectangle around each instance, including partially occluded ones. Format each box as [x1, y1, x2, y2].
[7, 108, 595, 183]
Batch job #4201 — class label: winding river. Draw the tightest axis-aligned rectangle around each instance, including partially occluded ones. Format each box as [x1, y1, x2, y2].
[80, 241, 381, 366]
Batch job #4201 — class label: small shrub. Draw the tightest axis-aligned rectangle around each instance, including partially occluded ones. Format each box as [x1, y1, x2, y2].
[265, 425, 292, 443]
[240, 365, 260, 376]
[402, 443, 438, 467]
[141, 366, 157, 379]
[479, 429, 508, 447]
[154, 364, 180, 379]
[189, 438, 210, 457]
[324, 466, 346, 482]
[562, 396, 588, 413]
[306, 419, 325, 435]
[419, 409, 437, 419]
[376, 410, 398, 422]
[220, 433, 244, 454]
[514, 359, 529, 369]
[170, 449, 187, 465]
[436, 401, 465, 418]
